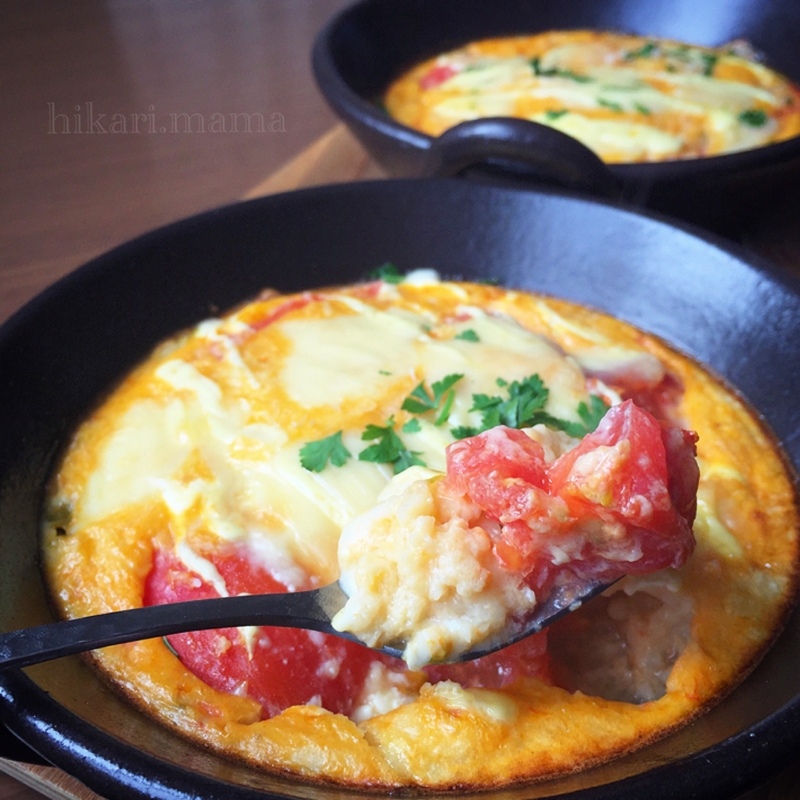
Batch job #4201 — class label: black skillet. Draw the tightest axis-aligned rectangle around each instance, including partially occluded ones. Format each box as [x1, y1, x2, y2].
[312, 0, 800, 236]
[0, 179, 799, 800]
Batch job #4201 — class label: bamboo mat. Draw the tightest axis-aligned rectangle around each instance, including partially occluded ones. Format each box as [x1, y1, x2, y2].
[1, 123, 798, 800]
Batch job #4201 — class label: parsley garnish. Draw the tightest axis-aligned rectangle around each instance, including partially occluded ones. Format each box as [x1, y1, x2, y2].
[666, 45, 691, 59]
[455, 329, 480, 342]
[701, 53, 718, 76]
[450, 374, 609, 440]
[359, 417, 425, 474]
[530, 58, 591, 83]
[598, 98, 624, 113]
[634, 102, 652, 115]
[529, 57, 548, 75]
[367, 262, 404, 283]
[578, 395, 611, 433]
[624, 41, 658, 60]
[450, 425, 481, 440]
[546, 395, 611, 438]
[545, 109, 569, 120]
[473, 375, 550, 431]
[300, 376, 611, 473]
[738, 108, 768, 127]
[401, 373, 464, 426]
[299, 431, 352, 472]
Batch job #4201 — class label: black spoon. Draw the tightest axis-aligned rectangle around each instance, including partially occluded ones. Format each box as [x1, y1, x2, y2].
[0, 577, 612, 671]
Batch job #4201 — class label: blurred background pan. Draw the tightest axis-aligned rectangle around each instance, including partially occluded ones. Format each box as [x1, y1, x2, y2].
[312, 0, 800, 236]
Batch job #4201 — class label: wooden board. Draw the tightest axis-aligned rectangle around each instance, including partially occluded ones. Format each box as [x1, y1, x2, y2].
[2, 123, 798, 800]
[244, 123, 388, 199]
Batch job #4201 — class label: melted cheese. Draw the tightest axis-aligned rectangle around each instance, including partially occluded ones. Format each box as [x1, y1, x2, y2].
[278, 307, 420, 408]
[384, 31, 800, 163]
[333, 476, 538, 668]
[79, 398, 193, 525]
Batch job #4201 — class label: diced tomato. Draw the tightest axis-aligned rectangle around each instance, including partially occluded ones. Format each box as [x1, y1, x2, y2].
[660, 425, 700, 525]
[548, 401, 695, 549]
[620, 371, 686, 425]
[419, 63, 459, 89]
[442, 400, 698, 592]
[247, 295, 313, 332]
[445, 426, 554, 521]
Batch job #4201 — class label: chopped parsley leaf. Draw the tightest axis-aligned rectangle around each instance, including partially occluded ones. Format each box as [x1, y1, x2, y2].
[545, 395, 610, 438]
[299, 431, 352, 472]
[634, 102, 652, 115]
[701, 53, 718, 76]
[664, 45, 691, 61]
[401, 373, 464, 426]
[450, 425, 480, 440]
[545, 109, 569, 120]
[450, 374, 610, 441]
[454, 329, 480, 342]
[366, 262, 404, 283]
[598, 98, 624, 113]
[624, 41, 658, 60]
[470, 374, 551, 431]
[738, 108, 768, 127]
[402, 418, 422, 433]
[578, 395, 611, 433]
[530, 57, 591, 82]
[359, 417, 425, 474]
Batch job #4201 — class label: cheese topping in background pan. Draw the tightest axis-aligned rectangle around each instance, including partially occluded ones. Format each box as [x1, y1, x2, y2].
[383, 31, 800, 163]
[41, 273, 798, 788]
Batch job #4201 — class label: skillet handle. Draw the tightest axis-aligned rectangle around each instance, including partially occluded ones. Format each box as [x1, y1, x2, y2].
[0, 721, 49, 765]
[423, 118, 621, 200]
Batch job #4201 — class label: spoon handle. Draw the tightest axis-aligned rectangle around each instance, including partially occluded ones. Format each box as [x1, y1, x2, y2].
[0, 584, 349, 671]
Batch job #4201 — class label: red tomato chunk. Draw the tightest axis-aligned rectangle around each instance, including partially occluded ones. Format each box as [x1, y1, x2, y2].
[442, 400, 698, 595]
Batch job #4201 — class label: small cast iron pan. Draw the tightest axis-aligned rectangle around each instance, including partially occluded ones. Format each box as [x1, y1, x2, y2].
[0, 179, 799, 800]
[312, 0, 800, 236]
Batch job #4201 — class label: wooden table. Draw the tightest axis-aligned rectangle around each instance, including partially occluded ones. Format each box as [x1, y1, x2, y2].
[2, 3, 800, 798]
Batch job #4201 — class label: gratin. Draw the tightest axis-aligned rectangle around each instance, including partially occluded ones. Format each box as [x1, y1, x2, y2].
[383, 31, 800, 163]
[41, 275, 798, 788]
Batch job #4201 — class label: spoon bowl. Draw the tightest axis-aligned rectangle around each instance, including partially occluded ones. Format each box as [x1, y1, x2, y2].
[0, 577, 613, 671]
